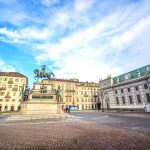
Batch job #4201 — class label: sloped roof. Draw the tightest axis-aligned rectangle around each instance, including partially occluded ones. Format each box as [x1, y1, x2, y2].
[0, 72, 27, 78]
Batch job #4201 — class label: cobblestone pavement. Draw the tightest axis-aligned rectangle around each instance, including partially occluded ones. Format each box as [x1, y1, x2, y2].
[0, 118, 150, 150]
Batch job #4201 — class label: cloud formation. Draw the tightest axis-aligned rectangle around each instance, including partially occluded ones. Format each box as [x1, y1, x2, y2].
[0, 0, 150, 82]
[0, 58, 16, 72]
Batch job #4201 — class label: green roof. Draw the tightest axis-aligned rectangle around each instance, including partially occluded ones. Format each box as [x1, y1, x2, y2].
[113, 64, 150, 84]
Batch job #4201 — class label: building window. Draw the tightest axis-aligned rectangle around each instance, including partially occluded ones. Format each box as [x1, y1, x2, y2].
[115, 90, 117, 94]
[146, 93, 150, 103]
[15, 78, 19, 82]
[8, 85, 12, 88]
[3, 77, 7, 81]
[21, 79, 25, 83]
[144, 84, 148, 89]
[18, 106, 21, 111]
[12, 99, 15, 102]
[9, 78, 13, 81]
[135, 86, 138, 91]
[0, 92, 4, 96]
[122, 96, 125, 104]
[129, 96, 133, 104]
[128, 88, 130, 92]
[116, 97, 119, 105]
[11, 105, 14, 111]
[137, 95, 141, 103]
[121, 89, 123, 93]
[5, 106, 8, 111]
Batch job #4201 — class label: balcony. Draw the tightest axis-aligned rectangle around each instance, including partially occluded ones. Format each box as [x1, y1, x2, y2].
[8, 81, 13, 84]
[0, 87, 6, 90]
[5, 95, 11, 98]
[12, 88, 18, 91]
[84, 94, 88, 97]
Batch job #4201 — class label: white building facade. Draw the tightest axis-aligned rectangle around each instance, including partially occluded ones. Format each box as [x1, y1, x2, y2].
[99, 65, 150, 111]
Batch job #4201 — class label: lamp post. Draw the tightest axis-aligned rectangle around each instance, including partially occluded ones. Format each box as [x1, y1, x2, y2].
[100, 90, 105, 112]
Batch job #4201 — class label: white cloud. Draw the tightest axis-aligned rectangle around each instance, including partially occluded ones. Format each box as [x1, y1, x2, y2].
[0, 27, 54, 43]
[74, 0, 94, 13]
[0, 58, 16, 72]
[0, 0, 150, 82]
[41, 0, 58, 6]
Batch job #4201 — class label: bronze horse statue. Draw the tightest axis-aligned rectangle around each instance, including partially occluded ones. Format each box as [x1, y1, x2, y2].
[34, 68, 55, 82]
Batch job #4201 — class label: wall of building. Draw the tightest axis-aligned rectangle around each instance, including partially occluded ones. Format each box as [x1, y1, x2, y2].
[99, 65, 150, 111]
[43, 79, 100, 110]
[0, 76, 27, 112]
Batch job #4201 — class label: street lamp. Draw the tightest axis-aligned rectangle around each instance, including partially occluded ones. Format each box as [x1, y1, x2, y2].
[99, 90, 106, 112]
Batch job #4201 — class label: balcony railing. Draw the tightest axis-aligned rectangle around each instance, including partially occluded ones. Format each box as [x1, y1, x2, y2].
[84, 94, 88, 97]
[8, 81, 13, 84]
[12, 88, 18, 91]
[0, 87, 6, 90]
[5, 95, 11, 98]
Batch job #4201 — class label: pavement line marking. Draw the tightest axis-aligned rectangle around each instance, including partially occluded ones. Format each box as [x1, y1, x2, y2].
[92, 116, 109, 120]
[74, 116, 85, 119]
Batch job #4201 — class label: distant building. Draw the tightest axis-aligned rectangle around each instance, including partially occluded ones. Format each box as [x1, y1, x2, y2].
[42, 78, 100, 110]
[0, 72, 28, 112]
[99, 65, 150, 111]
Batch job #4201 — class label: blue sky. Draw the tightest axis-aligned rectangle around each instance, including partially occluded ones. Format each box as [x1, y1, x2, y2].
[0, 0, 150, 87]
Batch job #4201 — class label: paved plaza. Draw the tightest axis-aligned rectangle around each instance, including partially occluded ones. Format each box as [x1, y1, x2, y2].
[0, 112, 150, 150]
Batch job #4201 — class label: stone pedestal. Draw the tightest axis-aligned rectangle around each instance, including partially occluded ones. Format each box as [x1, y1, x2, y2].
[6, 81, 71, 120]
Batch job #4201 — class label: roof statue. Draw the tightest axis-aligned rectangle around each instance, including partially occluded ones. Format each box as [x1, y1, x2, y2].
[34, 65, 55, 82]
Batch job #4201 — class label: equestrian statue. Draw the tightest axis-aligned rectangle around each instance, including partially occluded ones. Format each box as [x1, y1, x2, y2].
[34, 65, 55, 82]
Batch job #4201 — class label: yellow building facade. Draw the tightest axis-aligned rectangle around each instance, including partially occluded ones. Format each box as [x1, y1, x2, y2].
[0, 72, 27, 112]
[43, 78, 100, 110]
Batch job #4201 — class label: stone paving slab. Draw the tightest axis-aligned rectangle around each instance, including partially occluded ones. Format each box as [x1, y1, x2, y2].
[0, 119, 150, 150]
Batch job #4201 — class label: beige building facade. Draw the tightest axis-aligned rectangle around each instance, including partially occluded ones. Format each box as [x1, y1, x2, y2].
[0, 72, 27, 112]
[43, 79, 100, 110]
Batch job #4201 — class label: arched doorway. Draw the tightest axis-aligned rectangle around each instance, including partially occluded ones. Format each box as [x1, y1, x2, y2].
[18, 105, 21, 111]
[0, 105, 2, 111]
[5, 105, 8, 112]
[11, 105, 14, 111]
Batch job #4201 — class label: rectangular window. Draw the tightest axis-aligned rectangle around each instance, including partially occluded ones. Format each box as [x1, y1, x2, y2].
[144, 84, 148, 89]
[121, 89, 123, 93]
[116, 97, 119, 105]
[9, 78, 13, 81]
[115, 90, 117, 94]
[135, 86, 138, 91]
[122, 96, 125, 104]
[3, 77, 7, 81]
[137, 95, 141, 103]
[129, 96, 133, 104]
[128, 88, 130, 92]
[8, 85, 12, 88]
[146, 93, 150, 103]
[15, 78, 19, 82]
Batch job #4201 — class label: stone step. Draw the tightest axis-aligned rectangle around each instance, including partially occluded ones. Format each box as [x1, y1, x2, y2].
[6, 114, 73, 121]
